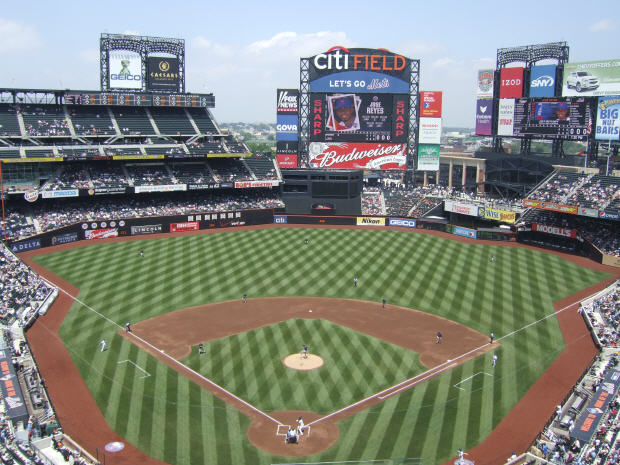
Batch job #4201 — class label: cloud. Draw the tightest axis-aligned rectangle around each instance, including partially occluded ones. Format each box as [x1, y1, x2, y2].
[589, 20, 616, 32]
[245, 31, 352, 60]
[0, 19, 41, 54]
[398, 39, 445, 57]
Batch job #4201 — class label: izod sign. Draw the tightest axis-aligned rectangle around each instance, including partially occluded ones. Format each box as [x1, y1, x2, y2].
[499, 67, 524, 98]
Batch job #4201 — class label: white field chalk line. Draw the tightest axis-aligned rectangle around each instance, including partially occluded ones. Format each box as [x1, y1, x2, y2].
[378, 363, 457, 399]
[454, 371, 494, 391]
[117, 360, 151, 378]
[43, 278, 283, 426]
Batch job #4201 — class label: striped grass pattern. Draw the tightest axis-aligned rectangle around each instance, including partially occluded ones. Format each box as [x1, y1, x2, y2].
[32, 228, 611, 465]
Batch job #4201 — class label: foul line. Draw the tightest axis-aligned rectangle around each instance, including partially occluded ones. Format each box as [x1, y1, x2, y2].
[41, 277, 283, 427]
[309, 292, 601, 428]
[378, 363, 457, 399]
[117, 360, 151, 378]
[453, 372, 493, 391]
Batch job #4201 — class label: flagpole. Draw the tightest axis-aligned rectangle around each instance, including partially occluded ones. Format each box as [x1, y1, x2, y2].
[0, 161, 7, 241]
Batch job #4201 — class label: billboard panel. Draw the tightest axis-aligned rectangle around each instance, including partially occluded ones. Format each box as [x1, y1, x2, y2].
[418, 117, 442, 144]
[276, 114, 299, 141]
[417, 144, 440, 171]
[276, 154, 298, 168]
[147, 57, 180, 92]
[308, 142, 406, 170]
[420, 91, 442, 117]
[277, 89, 299, 114]
[497, 99, 515, 136]
[563, 60, 620, 96]
[310, 93, 408, 143]
[512, 97, 591, 141]
[109, 51, 142, 90]
[499, 67, 524, 98]
[595, 97, 620, 141]
[529, 64, 557, 98]
[308, 47, 411, 93]
[477, 69, 495, 99]
[475, 99, 494, 135]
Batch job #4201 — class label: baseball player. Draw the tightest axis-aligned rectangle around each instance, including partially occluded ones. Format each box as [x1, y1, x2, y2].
[302, 344, 309, 359]
[100, 339, 108, 352]
[353, 277, 358, 287]
[436, 331, 442, 344]
[492, 354, 498, 367]
[242, 293, 247, 304]
[198, 343, 206, 354]
[297, 416, 305, 436]
[125, 322, 132, 332]
[382, 298, 386, 308]
[489, 332, 495, 344]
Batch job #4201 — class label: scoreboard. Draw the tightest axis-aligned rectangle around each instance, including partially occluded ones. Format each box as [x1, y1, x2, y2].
[512, 97, 590, 140]
[64, 92, 214, 108]
[310, 93, 408, 143]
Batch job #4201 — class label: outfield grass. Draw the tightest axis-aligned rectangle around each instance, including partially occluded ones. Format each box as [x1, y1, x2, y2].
[31, 228, 612, 465]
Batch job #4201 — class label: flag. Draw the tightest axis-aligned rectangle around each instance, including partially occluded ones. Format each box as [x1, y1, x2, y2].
[587, 108, 593, 135]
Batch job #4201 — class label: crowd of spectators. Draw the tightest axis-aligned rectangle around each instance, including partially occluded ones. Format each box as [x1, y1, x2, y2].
[126, 164, 174, 186]
[361, 188, 384, 215]
[529, 283, 620, 465]
[44, 165, 91, 190]
[0, 245, 55, 327]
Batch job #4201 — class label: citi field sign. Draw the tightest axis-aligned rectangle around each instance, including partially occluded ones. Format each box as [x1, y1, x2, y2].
[308, 47, 412, 93]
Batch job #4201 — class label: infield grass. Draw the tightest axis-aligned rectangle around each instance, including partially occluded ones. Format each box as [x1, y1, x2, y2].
[31, 227, 612, 465]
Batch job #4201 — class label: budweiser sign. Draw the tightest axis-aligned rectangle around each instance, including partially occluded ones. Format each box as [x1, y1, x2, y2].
[308, 142, 406, 170]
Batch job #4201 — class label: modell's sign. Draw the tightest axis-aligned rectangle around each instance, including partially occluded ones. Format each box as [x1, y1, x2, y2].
[532, 223, 577, 238]
[308, 142, 406, 170]
[277, 89, 299, 113]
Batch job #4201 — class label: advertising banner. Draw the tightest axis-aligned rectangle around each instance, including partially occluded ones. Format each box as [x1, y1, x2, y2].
[418, 117, 442, 144]
[599, 210, 620, 221]
[274, 215, 288, 224]
[276, 114, 298, 141]
[130, 224, 163, 235]
[109, 51, 142, 90]
[595, 97, 620, 141]
[41, 189, 79, 199]
[85, 228, 118, 240]
[234, 180, 279, 188]
[482, 207, 516, 224]
[563, 60, 620, 97]
[277, 89, 299, 114]
[475, 99, 494, 135]
[417, 144, 440, 171]
[134, 184, 187, 193]
[51, 232, 78, 246]
[529, 65, 557, 98]
[356, 217, 385, 226]
[9, 238, 41, 253]
[0, 350, 29, 424]
[308, 142, 406, 170]
[500, 67, 524, 98]
[388, 218, 416, 228]
[420, 91, 442, 117]
[310, 71, 410, 93]
[512, 97, 591, 141]
[454, 226, 477, 239]
[532, 223, 577, 238]
[477, 69, 495, 99]
[276, 154, 298, 168]
[572, 369, 620, 443]
[91, 187, 128, 195]
[310, 93, 408, 143]
[170, 222, 199, 232]
[187, 183, 220, 190]
[444, 200, 479, 217]
[522, 199, 578, 215]
[23, 189, 39, 203]
[147, 57, 180, 92]
[497, 99, 515, 136]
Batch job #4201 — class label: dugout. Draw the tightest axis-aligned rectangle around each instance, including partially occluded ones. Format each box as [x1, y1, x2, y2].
[280, 169, 363, 216]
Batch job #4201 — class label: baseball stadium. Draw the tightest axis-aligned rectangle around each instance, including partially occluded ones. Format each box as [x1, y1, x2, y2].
[0, 35, 619, 465]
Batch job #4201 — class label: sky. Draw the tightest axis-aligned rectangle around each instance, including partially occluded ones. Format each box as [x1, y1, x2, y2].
[0, 1, 618, 127]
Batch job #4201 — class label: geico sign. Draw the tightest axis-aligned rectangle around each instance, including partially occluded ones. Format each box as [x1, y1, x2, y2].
[111, 74, 141, 81]
[277, 124, 297, 132]
[389, 218, 416, 227]
[313, 49, 406, 72]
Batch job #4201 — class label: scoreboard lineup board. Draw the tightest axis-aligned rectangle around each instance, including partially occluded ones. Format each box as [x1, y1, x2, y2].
[65, 92, 214, 108]
[513, 97, 590, 141]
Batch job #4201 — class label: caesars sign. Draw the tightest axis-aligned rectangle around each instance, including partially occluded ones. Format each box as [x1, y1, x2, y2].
[147, 57, 180, 92]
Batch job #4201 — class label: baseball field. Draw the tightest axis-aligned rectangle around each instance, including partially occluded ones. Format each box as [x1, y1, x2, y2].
[24, 225, 616, 465]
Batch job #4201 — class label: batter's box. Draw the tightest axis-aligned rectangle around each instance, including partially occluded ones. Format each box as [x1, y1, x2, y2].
[117, 360, 151, 378]
[454, 372, 493, 391]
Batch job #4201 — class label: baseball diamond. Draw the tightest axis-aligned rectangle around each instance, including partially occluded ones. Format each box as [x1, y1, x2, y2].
[22, 225, 618, 465]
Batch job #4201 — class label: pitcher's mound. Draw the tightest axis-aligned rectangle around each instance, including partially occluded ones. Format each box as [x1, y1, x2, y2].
[283, 353, 324, 371]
